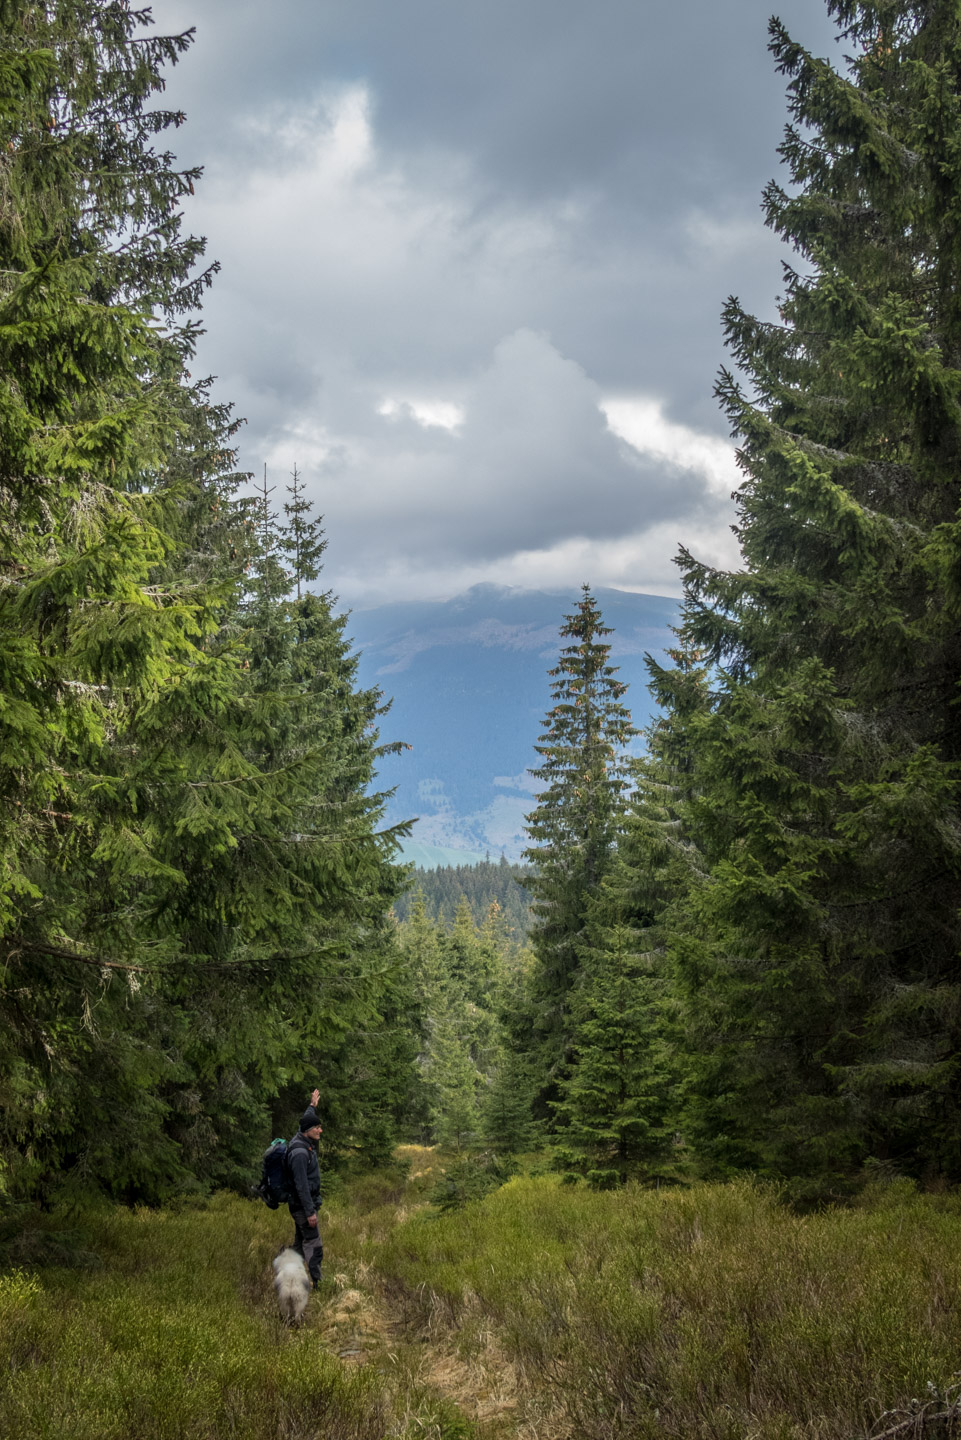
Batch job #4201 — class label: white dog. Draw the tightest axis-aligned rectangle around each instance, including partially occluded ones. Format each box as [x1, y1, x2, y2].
[272, 1247, 311, 1324]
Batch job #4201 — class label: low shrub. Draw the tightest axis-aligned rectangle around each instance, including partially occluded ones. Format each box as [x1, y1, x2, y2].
[429, 1152, 519, 1212]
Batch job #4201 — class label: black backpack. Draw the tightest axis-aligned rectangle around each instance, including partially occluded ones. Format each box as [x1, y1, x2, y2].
[254, 1138, 291, 1208]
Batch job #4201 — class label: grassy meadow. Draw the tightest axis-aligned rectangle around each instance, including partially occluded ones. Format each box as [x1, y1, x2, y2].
[3, 1155, 961, 1439]
[0, 1193, 396, 1440]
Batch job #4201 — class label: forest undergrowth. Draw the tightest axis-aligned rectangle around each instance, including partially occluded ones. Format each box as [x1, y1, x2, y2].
[4, 1152, 961, 1440]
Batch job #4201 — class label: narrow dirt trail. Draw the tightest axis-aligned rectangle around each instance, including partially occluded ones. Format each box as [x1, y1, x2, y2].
[306, 1147, 563, 1439]
[317, 1271, 525, 1433]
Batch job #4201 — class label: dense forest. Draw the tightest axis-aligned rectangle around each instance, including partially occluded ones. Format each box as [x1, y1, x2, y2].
[3, 0, 961, 1230]
[0, 0, 415, 1204]
[391, 859, 531, 937]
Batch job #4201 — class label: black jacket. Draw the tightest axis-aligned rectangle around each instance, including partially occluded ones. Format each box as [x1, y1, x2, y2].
[286, 1132, 322, 1216]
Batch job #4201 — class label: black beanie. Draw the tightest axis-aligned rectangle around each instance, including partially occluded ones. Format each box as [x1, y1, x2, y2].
[299, 1106, 320, 1133]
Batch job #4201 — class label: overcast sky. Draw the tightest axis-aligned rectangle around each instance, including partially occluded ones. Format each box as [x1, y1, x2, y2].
[148, 0, 837, 606]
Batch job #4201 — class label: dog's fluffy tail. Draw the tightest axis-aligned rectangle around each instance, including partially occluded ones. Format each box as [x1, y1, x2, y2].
[272, 1247, 310, 1323]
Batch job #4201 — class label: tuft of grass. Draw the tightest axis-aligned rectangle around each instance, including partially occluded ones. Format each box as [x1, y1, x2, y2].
[373, 1174, 961, 1439]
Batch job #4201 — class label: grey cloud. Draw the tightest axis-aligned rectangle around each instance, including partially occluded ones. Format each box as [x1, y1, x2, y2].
[144, 0, 837, 602]
[272, 329, 734, 588]
[154, 0, 836, 201]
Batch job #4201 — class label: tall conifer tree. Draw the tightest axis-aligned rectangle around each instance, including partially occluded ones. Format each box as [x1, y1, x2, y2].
[553, 848, 678, 1186]
[0, 0, 247, 1201]
[282, 464, 327, 601]
[523, 587, 636, 1118]
[660, 0, 961, 1195]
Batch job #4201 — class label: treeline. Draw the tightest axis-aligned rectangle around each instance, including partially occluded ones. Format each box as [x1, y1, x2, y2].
[6, 0, 961, 1218]
[490, 0, 961, 1202]
[392, 858, 532, 938]
[0, 3, 414, 1206]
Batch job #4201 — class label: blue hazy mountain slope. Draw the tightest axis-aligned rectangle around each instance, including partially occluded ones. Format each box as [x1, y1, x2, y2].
[348, 583, 679, 864]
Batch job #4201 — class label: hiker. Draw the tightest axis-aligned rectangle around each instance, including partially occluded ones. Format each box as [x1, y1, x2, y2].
[287, 1087, 324, 1288]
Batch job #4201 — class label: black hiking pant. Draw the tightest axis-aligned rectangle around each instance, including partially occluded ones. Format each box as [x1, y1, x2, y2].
[289, 1208, 323, 1286]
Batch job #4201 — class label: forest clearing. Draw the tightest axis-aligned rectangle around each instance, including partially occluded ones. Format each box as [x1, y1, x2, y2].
[4, 1150, 961, 1440]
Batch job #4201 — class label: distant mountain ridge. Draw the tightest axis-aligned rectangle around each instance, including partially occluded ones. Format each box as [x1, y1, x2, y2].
[348, 583, 680, 865]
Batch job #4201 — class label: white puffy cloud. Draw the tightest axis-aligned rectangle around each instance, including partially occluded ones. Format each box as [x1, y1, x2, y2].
[378, 398, 465, 431]
[601, 397, 740, 499]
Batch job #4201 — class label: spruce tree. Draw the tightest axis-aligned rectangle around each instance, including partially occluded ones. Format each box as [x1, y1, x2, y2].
[282, 464, 327, 600]
[523, 586, 636, 1118]
[552, 852, 677, 1187]
[157, 488, 409, 1185]
[395, 890, 519, 1150]
[484, 950, 540, 1154]
[392, 890, 443, 1140]
[428, 1004, 483, 1151]
[660, 0, 961, 1195]
[0, 0, 246, 1201]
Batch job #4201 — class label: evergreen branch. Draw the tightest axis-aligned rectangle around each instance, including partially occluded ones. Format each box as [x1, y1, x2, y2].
[2, 939, 158, 974]
[1, 938, 395, 979]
